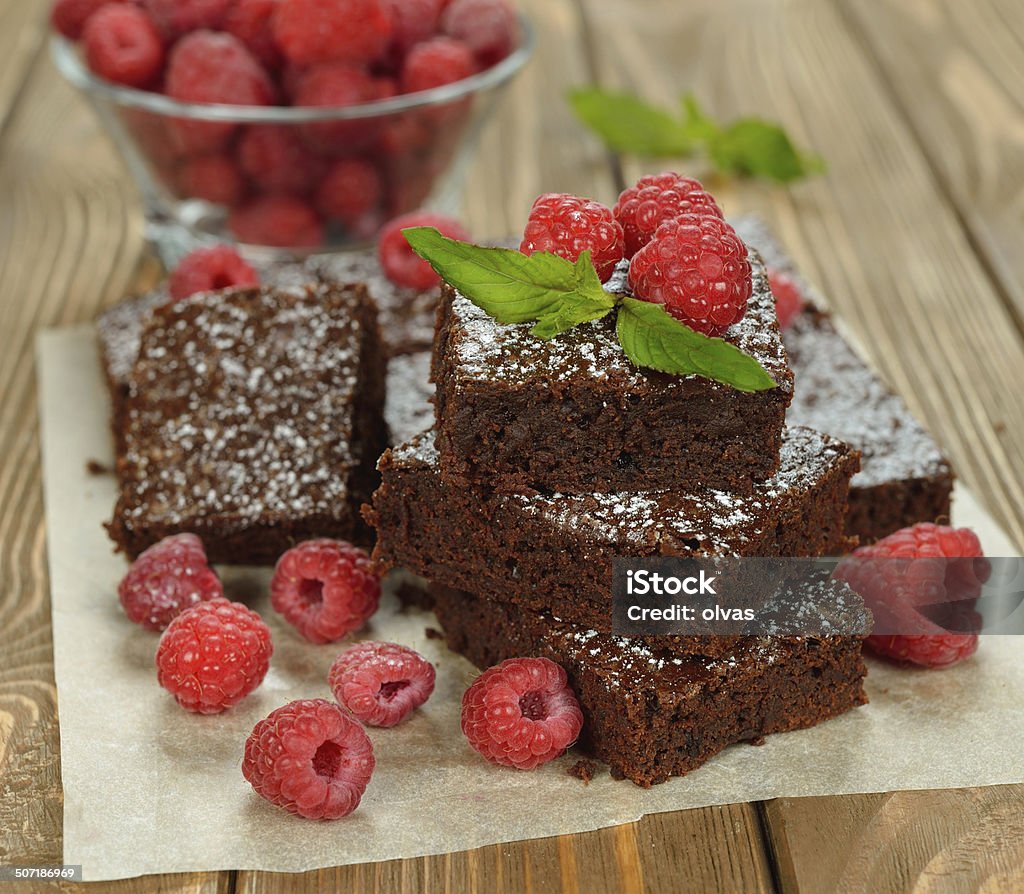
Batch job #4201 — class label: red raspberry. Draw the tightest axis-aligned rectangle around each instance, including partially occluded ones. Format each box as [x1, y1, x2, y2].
[243, 699, 374, 819]
[237, 125, 323, 195]
[628, 214, 752, 336]
[401, 38, 477, 94]
[613, 172, 724, 258]
[270, 540, 381, 644]
[156, 599, 273, 713]
[229, 195, 325, 248]
[441, 0, 519, 67]
[766, 268, 804, 329]
[834, 523, 985, 669]
[118, 533, 223, 631]
[273, 0, 393, 67]
[382, 0, 444, 57]
[461, 657, 583, 770]
[82, 5, 164, 89]
[328, 642, 436, 727]
[51, 0, 126, 40]
[177, 155, 246, 207]
[168, 245, 260, 301]
[520, 193, 625, 283]
[224, 0, 283, 70]
[293, 63, 380, 154]
[316, 159, 382, 224]
[141, 0, 232, 37]
[166, 31, 274, 153]
[378, 211, 469, 289]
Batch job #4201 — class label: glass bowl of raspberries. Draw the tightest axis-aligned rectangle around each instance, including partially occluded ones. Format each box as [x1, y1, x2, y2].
[49, 0, 533, 260]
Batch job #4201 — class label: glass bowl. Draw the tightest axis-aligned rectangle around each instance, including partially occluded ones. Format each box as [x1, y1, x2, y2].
[51, 19, 534, 264]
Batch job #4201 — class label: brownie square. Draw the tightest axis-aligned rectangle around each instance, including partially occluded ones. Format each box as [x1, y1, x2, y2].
[107, 282, 387, 564]
[367, 425, 860, 631]
[733, 217, 955, 543]
[432, 585, 869, 786]
[431, 250, 794, 494]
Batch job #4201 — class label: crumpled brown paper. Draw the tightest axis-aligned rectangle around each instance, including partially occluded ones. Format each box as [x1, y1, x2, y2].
[38, 327, 1024, 882]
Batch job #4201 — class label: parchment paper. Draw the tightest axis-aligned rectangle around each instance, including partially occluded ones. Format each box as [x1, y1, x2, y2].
[38, 325, 1024, 882]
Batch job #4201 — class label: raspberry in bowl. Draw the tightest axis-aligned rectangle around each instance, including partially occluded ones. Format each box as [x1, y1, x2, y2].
[49, 0, 534, 262]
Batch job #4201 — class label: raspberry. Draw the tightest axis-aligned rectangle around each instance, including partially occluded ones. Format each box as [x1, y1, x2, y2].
[82, 5, 164, 89]
[141, 0, 232, 37]
[293, 63, 380, 154]
[168, 245, 260, 301]
[229, 195, 325, 248]
[328, 642, 436, 727]
[401, 38, 476, 94]
[270, 540, 381, 644]
[628, 214, 752, 336]
[441, 0, 519, 67]
[223, 0, 283, 70]
[166, 31, 274, 153]
[316, 158, 382, 224]
[834, 523, 985, 669]
[767, 268, 805, 329]
[461, 657, 583, 770]
[177, 154, 246, 207]
[378, 211, 469, 289]
[51, 0, 126, 40]
[613, 172, 724, 258]
[118, 533, 223, 631]
[273, 0, 393, 67]
[520, 193, 625, 283]
[156, 599, 273, 713]
[237, 125, 323, 195]
[243, 699, 374, 819]
[382, 0, 444, 57]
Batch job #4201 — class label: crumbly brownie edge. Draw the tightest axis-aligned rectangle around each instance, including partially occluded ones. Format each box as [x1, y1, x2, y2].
[848, 473, 954, 546]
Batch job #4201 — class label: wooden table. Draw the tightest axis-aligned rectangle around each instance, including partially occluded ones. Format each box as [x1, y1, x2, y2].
[3, 0, 1024, 890]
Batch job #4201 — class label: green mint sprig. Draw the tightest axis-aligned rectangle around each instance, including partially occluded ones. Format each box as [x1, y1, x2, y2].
[569, 88, 825, 184]
[402, 227, 777, 393]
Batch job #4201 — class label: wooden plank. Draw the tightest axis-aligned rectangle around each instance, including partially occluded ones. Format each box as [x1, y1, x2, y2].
[575, 0, 1024, 548]
[0, 0, 46, 133]
[763, 787, 1024, 893]
[837, 0, 1024, 322]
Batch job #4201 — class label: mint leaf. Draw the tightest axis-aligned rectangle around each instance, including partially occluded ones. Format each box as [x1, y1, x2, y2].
[708, 119, 825, 183]
[616, 297, 777, 391]
[680, 93, 720, 143]
[401, 227, 615, 340]
[568, 87, 691, 156]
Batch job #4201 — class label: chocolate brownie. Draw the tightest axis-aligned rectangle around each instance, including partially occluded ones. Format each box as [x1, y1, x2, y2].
[432, 585, 869, 786]
[734, 217, 955, 543]
[107, 282, 387, 564]
[431, 250, 794, 495]
[367, 426, 860, 631]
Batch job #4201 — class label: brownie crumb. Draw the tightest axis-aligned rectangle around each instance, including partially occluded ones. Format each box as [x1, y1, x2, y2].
[86, 459, 110, 476]
[749, 736, 767, 746]
[425, 627, 444, 641]
[568, 759, 599, 784]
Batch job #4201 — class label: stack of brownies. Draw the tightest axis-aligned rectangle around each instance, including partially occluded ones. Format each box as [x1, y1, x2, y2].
[368, 249, 872, 786]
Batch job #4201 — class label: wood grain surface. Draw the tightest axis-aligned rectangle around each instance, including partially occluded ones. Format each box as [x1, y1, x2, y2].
[0, 0, 1022, 891]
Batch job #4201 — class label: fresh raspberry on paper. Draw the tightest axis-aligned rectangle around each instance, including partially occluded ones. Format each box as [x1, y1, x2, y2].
[141, 0, 232, 37]
[379, 211, 469, 289]
[628, 213, 752, 336]
[118, 533, 223, 631]
[243, 699, 375, 819]
[51, 0, 125, 40]
[156, 599, 273, 713]
[223, 0, 283, 70]
[316, 158, 383, 224]
[834, 523, 985, 669]
[329, 641, 436, 727]
[273, 0, 393, 67]
[401, 38, 477, 94]
[177, 155, 246, 207]
[168, 245, 260, 301]
[229, 195, 325, 248]
[441, 0, 520, 67]
[270, 540, 381, 644]
[520, 193, 625, 283]
[766, 268, 804, 329]
[461, 657, 583, 769]
[613, 172, 724, 257]
[82, 5, 164, 89]
[237, 125, 324, 195]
